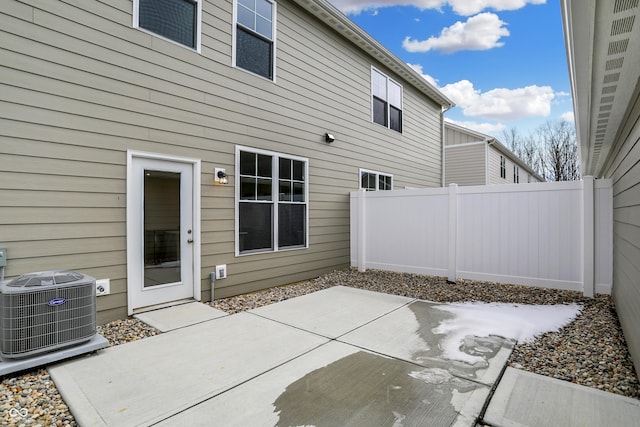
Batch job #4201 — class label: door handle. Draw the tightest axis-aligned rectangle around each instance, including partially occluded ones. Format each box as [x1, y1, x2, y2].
[187, 239, 193, 243]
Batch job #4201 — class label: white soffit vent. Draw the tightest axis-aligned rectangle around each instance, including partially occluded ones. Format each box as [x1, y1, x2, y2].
[589, 0, 639, 174]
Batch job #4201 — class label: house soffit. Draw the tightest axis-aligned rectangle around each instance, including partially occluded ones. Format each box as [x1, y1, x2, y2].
[566, 0, 640, 176]
[289, 0, 455, 109]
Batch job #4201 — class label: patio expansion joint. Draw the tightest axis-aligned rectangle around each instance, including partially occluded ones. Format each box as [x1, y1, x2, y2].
[474, 350, 512, 426]
[245, 297, 418, 341]
[150, 302, 425, 425]
[146, 338, 333, 427]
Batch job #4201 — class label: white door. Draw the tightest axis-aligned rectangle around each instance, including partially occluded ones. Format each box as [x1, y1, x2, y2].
[127, 154, 199, 313]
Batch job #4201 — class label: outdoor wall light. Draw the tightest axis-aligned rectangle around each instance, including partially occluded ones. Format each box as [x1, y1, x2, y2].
[215, 168, 229, 184]
[325, 133, 335, 143]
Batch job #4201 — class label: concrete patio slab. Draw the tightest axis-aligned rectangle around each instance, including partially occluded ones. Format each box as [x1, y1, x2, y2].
[50, 287, 613, 427]
[155, 341, 491, 427]
[48, 313, 328, 427]
[133, 301, 228, 332]
[341, 300, 514, 386]
[483, 367, 640, 427]
[249, 285, 414, 338]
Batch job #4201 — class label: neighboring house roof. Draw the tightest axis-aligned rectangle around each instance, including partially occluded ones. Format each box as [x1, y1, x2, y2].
[444, 121, 544, 181]
[292, 0, 455, 110]
[561, 0, 640, 177]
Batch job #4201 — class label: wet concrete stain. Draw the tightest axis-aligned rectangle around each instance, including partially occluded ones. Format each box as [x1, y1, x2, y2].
[273, 301, 514, 426]
[272, 350, 481, 427]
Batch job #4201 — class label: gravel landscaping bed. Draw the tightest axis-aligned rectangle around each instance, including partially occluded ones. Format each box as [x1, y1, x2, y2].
[2, 268, 638, 426]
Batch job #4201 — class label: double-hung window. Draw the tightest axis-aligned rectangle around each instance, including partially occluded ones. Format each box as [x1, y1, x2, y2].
[360, 169, 393, 191]
[234, 0, 276, 80]
[513, 165, 520, 183]
[134, 0, 201, 50]
[500, 156, 506, 179]
[372, 67, 403, 133]
[237, 147, 307, 254]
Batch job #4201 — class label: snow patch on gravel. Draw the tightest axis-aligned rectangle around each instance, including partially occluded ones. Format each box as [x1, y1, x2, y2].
[433, 302, 582, 364]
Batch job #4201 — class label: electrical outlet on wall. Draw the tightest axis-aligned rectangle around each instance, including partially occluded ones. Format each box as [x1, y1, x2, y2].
[96, 279, 110, 296]
[216, 265, 227, 279]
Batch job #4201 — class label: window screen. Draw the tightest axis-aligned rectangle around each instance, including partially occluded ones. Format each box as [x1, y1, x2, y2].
[138, 0, 197, 49]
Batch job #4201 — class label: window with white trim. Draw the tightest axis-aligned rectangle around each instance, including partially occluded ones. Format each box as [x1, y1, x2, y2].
[513, 165, 520, 183]
[134, 0, 201, 50]
[360, 169, 393, 191]
[234, 0, 276, 80]
[237, 147, 307, 254]
[371, 68, 403, 132]
[500, 156, 506, 179]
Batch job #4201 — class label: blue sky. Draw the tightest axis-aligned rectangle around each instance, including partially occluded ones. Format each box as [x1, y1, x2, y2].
[330, 0, 573, 138]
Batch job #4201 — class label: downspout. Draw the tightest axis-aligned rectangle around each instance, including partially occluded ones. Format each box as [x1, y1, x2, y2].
[441, 106, 451, 187]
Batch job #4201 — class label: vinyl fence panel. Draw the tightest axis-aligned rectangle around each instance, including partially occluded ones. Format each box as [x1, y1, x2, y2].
[351, 178, 613, 295]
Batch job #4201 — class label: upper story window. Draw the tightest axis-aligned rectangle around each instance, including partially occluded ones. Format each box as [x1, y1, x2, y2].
[237, 146, 307, 254]
[234, 0, 276, 80]
[500, 156, 506, 179]
[134, 0, 201, 51]
[371, 68, 403, 133]
[360, 169, 393, 191]
[513, 165, 520, 183]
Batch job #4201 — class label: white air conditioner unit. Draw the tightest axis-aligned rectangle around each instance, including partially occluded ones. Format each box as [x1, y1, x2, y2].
[0, 270, 97, 359]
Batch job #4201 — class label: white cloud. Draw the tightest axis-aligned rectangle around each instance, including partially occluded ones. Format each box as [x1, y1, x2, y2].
[331, 0, 545, 16]
[439, 79, 555, 121]
[445, 118, 506, 135]
[403, 13, 509, 53]
[446, 0, 546, 16]
[561, 111, 575, 123]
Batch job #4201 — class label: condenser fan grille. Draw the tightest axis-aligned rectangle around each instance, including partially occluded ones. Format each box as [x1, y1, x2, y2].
[0, 272, 96, 359]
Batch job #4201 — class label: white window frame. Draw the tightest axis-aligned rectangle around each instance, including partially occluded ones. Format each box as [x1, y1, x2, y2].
[371, 66, 403, 133]
[513, 165, 520, 183]
[500, 155, 506, 179]
[232, 0, 277, 81]
[133, 0, 202, 52]
[359, 168, 393, 191]
[235, 146, 308, 256]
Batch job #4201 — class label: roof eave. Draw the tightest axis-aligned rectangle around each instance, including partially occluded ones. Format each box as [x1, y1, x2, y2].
[290, 0, 455, 109]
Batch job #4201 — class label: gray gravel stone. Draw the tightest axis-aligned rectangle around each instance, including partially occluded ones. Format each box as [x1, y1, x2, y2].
[2, 268, 637, 426]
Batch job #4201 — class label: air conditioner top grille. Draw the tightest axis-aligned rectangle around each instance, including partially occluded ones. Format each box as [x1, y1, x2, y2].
[2, 270, 87, 291]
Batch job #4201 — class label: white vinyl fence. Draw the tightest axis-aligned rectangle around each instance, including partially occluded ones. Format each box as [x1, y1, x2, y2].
[350, 177, 613, 296]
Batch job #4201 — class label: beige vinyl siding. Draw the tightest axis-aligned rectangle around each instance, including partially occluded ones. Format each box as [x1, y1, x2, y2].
[1, 0, 444, 323]
[444, 126, 483, 146]
[488, 146, 521, 185]
[444, 143, 486, 186]
[488, 146, 506, 184]
[603, 88, 640, 374]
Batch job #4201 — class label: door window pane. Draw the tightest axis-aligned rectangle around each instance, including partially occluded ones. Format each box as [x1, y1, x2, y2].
[144, 171, 181, 287]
